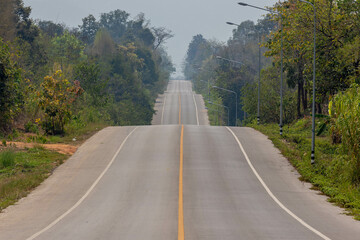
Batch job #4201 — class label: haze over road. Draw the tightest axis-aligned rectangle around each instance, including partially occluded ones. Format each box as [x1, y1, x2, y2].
[0, 80, 359, 239]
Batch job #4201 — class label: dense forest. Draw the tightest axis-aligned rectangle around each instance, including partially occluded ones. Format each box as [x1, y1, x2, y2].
[0, 0, 175, 135]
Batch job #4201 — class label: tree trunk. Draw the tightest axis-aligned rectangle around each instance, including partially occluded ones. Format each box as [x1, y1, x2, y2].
[304, 88, 308, 113]
[297, 83, 302, 119]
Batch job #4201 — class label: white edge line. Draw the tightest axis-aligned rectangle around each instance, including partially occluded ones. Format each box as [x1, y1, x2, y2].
[225, 127, 331, 240]
[192, 94, 200, 126]
[161, 94, 167, 125]
[26, 127, 139, 240]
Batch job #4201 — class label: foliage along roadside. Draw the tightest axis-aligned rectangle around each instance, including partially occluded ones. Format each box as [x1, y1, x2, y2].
[0, 147, 67, 211]
[0, 0, 175, 137]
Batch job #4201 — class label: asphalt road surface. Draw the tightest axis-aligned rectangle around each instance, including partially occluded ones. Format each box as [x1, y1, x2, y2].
[0, 80, 359, 239]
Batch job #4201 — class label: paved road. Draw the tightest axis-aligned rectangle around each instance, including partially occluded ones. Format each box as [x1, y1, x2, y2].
[0, 80, 359, 239]
[152, 80, 209, 125]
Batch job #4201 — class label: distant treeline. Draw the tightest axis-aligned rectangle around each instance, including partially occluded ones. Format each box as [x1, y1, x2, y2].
[0, 0, 175, 135]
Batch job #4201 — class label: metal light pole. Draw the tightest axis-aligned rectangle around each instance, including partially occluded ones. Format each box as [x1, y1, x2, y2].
[300, 0, 316, 164]
[216, 56, 253, 69]
[212, 85, 238, 126]
[226, 22, 262, 124]
[238, 2, 284, 135]
[258, 34, 261, 125]
[207, 100, 230, 126]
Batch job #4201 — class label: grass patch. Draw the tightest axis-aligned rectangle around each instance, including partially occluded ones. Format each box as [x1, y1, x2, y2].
[62, 122, 108, 144]
[0, 119, 108, 211]
[0, 147, 67, 211]
[0, 151, 16, 169]
[249, 119, 360, 220]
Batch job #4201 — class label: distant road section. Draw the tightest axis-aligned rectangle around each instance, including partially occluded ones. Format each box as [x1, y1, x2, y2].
[152, 80, 209, 125]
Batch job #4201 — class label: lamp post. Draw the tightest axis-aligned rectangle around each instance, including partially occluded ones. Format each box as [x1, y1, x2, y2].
[212, 85, 238, 126]
[299, 0, 316, 164]
[226, 21, 262, 124]
[238, 2, 284, 135]
[207, 100, 230, 126]
[216, 56, 247, 68]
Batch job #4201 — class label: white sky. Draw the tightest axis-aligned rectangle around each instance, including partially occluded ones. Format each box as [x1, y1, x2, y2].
[24, 0, 278, 76]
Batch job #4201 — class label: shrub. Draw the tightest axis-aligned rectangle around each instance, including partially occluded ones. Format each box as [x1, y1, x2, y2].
[329, 84, 360, 183]
[24, 121, 39, 134]
[37, 70, 83, 135]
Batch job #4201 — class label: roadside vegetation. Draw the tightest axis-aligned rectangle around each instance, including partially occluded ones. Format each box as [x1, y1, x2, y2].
[183, 0, 360, 219]
[0, 0, 174, 210]
[0, 147, 67, 211]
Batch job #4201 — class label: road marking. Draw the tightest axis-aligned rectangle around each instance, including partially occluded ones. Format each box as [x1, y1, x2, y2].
[26, 127, 139, 240]
[226, 127, 331, 240]
[179, 94, 182, 125]
[178, 125, 184, 240]
[161, 94, 167, 125]
[192, 94, 200, 126]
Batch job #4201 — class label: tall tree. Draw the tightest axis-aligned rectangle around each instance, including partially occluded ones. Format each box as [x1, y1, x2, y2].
[79, 15, 99, 44]
[0, 39, 23, 131]
[0, 0, 17, 41]
[152, 27, 174, 50]
[100, 9, 129, 42]
[37, 20, 65, 38]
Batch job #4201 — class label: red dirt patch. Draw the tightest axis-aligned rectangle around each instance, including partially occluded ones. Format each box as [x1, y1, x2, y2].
[5, 142, 78, 155]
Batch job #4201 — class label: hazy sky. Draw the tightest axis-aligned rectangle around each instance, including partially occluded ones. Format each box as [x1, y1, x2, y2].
[24, 0, 278, 76]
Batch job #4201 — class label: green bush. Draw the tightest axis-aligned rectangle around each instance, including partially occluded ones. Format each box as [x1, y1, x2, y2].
[25, 121, 39, 134]
[329, 83, 360, 183]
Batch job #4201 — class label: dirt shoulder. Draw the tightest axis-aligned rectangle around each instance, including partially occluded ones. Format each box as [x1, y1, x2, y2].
[6, 142, 78, 155]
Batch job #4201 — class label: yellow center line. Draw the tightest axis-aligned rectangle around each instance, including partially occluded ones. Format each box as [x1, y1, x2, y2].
[178, 125, 184, 240]
[179, 94, 182, 125]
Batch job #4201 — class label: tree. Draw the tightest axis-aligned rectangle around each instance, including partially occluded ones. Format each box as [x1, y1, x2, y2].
[37, 20, 65, 38]
[51, 31, 86, 68]
[122, 14, 155, 47]
[266, 0, 360, 116]
[91, 29, 116, 57]
[242, 66, 297, 124]
[74, 61, 106, 106]
[0, 0, 17, 41]
[79, 15, 99, 44]
[100, 9, 129, 42]
[0, 0, 39, 42]
[38, 70, 83, 135]
[183, 34, 214, 79]
[0, 38, 23, 131]
[152, 27, 174, 50]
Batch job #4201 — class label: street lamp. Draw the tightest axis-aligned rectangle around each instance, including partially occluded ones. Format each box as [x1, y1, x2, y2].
[207, 100, 230, 126]
[299, 0, 316, 164]
[226, 21, 262, 124]
[212, 85, 238, 126]
[216, 56, 247, 67]
[238, 2, 284, 135]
